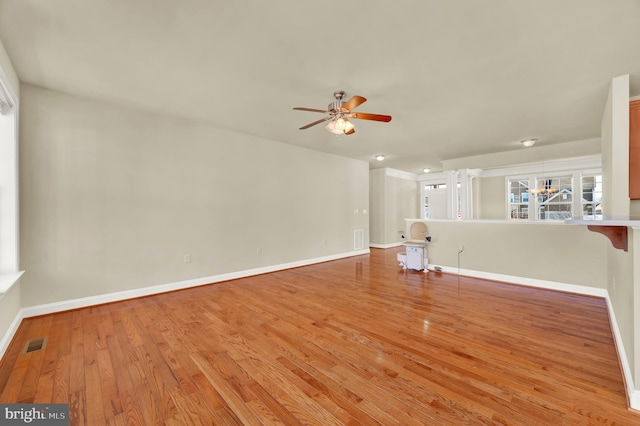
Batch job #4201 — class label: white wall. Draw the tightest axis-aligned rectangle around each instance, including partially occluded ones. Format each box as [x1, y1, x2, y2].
[18, 84, 370, 307]
[369, 169, 385, 245]
[478, 176, 505, 219]
[386, 174, 418, 243]
[369, 169, 418, 247]
[412, 220, 607, 289]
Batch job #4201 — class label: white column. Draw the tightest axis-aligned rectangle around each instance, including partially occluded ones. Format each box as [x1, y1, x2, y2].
[572, 171, 583, 218]
[459, 169, 470, 220]
[444, 170, 458, 219]
[458, 169, 482, 220]
[601, 74, 629, 216]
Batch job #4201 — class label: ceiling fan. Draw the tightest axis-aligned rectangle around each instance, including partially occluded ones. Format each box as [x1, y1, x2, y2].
[293, 90, 392, 135]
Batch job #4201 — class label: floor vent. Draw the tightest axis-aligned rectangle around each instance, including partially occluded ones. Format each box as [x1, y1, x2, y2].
[23, 337, 47, 354]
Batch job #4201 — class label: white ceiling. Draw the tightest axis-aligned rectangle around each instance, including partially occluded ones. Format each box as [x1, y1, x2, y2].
[1, 0, 639, 173]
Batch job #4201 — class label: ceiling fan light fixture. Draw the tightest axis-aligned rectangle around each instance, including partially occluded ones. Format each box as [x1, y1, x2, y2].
[344, 119, 355, 133]
[325, 120, 343, 134]
[325, 116, 355, 135]
[521, 138, 537, 147]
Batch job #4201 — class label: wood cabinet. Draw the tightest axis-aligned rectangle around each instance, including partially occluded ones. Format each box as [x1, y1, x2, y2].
[630, 100, 640, 199]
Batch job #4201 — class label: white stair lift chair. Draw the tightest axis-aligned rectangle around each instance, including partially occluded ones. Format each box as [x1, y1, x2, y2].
[397, 222, 429, 271]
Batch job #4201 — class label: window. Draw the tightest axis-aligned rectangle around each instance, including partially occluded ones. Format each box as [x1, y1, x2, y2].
[581, 175, 603, 217]
[535, 175, 572, 220]
[508, 179, 530, 219]
[507, 172, 602, 221]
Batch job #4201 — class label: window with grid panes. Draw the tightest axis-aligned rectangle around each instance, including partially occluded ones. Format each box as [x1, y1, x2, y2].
[581, 175, 602, 217]
[508, 179, 530, 219]
[535, 176, 572, 220]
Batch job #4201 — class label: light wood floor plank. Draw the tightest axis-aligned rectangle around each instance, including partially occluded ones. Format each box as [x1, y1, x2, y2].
[1, 247, 639, 424]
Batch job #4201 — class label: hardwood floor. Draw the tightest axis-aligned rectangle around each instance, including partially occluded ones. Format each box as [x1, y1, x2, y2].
[1, 247, 639, 425]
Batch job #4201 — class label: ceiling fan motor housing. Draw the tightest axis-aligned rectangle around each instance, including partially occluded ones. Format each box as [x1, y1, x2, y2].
[328, 101, 343, 113]
[329, 90, 346, 113]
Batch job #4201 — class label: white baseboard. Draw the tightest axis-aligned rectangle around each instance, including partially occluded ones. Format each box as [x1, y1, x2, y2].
[631, 390, 640, 412]
[604, 294, 640, 412]
[427, 265, 608, 297]
[20, 249, 370, 319]
[0, 308, 25, 361]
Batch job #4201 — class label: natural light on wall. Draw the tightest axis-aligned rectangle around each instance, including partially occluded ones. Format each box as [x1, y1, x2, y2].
[0, 70, 18, 284]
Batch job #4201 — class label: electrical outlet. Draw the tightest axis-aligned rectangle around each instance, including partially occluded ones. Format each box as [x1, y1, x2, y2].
[184, 254, 191, 263]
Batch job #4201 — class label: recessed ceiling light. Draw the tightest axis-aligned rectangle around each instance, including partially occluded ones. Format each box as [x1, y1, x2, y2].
[375, 155, 385, 161]
[423, 168, 431, 173]
[521, 138, 537, 147]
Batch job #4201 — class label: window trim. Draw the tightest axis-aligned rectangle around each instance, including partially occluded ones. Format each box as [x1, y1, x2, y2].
[0, 64, 19, 288]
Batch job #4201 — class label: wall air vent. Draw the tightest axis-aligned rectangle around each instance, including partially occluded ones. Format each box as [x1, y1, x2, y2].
[354, 229, 364, 250]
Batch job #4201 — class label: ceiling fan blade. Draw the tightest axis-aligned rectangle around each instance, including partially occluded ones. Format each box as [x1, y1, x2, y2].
[350, 112, 392, 122]
[342, 95, 367, 112]
[299, 116, 333, 129]
[293, 107, 329, 113]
